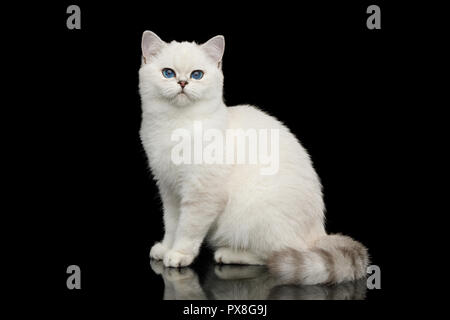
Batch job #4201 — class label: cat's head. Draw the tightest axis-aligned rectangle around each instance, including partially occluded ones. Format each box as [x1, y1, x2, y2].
[139, 31, 225, 108]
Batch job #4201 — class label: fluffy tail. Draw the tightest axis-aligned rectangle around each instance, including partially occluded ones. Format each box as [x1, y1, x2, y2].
[267, 234, 369, 285]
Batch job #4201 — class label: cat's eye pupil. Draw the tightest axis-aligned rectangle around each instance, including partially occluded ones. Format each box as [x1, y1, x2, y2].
[162, 68, 175, 78]
[190, 70, 204, 80]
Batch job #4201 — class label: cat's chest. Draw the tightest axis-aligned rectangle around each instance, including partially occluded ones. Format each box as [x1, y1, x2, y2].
[140, 118, 199, 188]
[140, 112, 228, 189]
[141, 122, 182, 169]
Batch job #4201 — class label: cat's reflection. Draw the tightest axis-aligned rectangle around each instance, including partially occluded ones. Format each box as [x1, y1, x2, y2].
[150, 260, 366, 300]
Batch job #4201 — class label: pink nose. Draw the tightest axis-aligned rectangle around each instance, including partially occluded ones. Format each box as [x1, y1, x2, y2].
[178, 80, 187, 88]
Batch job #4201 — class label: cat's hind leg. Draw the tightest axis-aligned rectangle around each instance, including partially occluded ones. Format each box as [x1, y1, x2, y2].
[214, 247, 265, 265]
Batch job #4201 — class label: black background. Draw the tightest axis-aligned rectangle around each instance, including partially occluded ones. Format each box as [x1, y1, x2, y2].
[11, 0, 429, 315]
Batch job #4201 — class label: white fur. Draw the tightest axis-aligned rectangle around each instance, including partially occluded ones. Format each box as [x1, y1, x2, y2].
[140, 32, 368, 285]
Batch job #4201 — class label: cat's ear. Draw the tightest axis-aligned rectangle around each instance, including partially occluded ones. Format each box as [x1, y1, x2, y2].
[202, 35, 225, 67]
[141, 31, 165, 64]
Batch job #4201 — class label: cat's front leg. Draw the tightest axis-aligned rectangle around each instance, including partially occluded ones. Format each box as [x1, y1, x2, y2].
[163, 185, 228, 267]
[150, 187, 180, 260]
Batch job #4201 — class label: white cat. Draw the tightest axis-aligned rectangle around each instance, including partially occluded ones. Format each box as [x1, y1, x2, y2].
[139, 31, 369, 285]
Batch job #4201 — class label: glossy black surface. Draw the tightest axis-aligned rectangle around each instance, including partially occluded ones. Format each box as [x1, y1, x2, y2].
[150, 260, 367, 300]
[16, 1, 410, 305]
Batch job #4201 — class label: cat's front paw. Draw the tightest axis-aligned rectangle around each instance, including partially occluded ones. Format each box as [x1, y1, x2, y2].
[150, 242, 169, 260]
[163, 250, 195, 268]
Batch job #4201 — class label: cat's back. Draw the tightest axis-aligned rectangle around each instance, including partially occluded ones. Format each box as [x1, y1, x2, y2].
[226, 104, 307, 159]
[210, 104, 325, 251]
[227, 105, 285, 131]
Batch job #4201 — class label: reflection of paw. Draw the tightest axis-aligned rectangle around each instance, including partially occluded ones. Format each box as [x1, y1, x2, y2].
[150, 259, 165, 275]
[163, 267, 196, 281]
[163, 250, 195, 267]
[214, 264, 267, 280]
[150, 242, 169, 260]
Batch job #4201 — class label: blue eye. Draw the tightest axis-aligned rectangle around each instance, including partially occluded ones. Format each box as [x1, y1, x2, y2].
[190, 70, 204, 80]
[162, 68, 176, 78]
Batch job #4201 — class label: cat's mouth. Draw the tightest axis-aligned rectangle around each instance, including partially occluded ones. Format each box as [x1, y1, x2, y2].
[171, 90, 192, 104]
[170, 88, 198, 105]
[177, 90, 189, 98]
